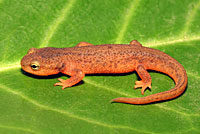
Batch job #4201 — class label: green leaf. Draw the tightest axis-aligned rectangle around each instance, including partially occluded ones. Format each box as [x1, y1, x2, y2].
[0, 0, 200, 133]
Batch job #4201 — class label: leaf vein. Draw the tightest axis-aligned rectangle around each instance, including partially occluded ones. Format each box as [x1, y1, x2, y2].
[145, 35, 200, 47]
[0, 83, 154, 133]
[0, 125, 40, 134]
[115, 0, 140, 44]
[39, 0, 76, 48]
[0, 64, 199, 117]
[187, 71, 200, 79]
[180, 1, 200, 36]
[84, 78, 134, 97]
[84, 78, 199, 117]
[0, 62, 20, 72]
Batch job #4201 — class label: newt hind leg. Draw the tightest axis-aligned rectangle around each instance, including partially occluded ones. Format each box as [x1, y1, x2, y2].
[76, 42, 94, 47]
[130, 40, 142, 47]
[134, 64, 152, 95]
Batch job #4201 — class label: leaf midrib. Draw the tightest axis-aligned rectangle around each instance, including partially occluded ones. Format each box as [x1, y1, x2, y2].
[0, 83, 156, 134]
[0, 73, 198, 134]
[39, 0, 77, 48]
[0, 65, 199, 116]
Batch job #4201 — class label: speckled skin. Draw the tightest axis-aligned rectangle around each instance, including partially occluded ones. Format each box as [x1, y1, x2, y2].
[21, 40, 188, 104]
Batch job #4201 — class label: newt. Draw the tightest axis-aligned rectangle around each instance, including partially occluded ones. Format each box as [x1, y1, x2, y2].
[21, 40, 188, 104]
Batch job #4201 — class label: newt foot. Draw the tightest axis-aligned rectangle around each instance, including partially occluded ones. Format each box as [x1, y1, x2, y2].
[54, 78, 72, 90]
[134, 81, 152, 95]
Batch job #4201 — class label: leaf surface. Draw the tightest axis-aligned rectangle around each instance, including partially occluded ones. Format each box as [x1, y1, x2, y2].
[0, 0, 200, 133]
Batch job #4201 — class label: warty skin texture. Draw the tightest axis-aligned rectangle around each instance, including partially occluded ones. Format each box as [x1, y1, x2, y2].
[21, 40, 188, 104]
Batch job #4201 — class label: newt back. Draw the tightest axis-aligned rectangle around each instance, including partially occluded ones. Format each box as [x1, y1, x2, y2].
[21, 40, 188, 104]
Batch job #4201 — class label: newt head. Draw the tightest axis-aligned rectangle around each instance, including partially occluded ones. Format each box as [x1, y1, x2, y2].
[21, 48, 60, 76]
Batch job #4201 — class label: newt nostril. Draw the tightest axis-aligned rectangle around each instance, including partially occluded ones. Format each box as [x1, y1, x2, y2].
[20, 59, 26, 69]
[21, 64, 25, 69]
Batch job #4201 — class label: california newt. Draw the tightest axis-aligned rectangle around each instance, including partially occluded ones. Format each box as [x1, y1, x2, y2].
[21, 40, 188, 104]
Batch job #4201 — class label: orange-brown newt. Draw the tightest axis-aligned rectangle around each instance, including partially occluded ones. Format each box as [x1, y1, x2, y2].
[21, 40, 188, 104]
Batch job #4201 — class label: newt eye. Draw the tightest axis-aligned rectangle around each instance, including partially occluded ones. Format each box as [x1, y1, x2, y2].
[30, 61, 40, 71]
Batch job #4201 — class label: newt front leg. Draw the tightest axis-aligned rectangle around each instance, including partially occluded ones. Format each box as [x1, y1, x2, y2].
[21, 39, 187, 104]
[54, 68, 85, 89]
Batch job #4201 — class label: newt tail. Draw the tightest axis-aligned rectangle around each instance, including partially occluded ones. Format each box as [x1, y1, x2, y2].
[112, 55, 188, 104]
[21, 40, 188, 105]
